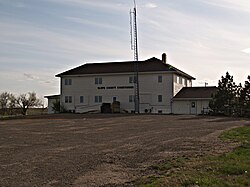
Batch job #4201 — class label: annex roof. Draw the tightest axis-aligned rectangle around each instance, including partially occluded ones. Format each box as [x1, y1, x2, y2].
[44, 95, 60, 99]
[173, 87, 217, 99]
[56, 57, 195, 79]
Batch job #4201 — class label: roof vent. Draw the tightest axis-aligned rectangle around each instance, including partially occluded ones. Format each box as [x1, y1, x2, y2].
[162, 53, 167, 64]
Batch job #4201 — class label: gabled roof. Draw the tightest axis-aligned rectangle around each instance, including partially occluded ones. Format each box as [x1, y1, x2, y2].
[173, 87, 217, 99]
[56, 57, 195, 79]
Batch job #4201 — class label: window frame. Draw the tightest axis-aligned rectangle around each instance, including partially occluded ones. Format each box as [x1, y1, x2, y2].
[68, 96, 72, 103]
[64, 78, 72, 85]
[95, 77, 102, 85]
[94, 96, 102, 103]
[80, 96, 84, 103]
[65, 96, 72, 103]
[158, 95, 163, 102]
[158, 75, 162, 83]
[65, 96, 68, 103]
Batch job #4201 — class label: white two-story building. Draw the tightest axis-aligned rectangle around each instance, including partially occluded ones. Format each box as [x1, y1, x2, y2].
[48, 54, 195, 114]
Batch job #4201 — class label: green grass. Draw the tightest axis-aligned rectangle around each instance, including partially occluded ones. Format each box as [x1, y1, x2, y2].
[136, 126, 250, 187]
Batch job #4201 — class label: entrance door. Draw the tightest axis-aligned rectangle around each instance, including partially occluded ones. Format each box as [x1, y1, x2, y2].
[190, 101, 197, 114]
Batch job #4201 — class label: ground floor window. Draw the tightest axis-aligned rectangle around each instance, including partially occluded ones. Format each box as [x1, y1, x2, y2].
[80, 96, 84, 103]
[65, 96, 72, 103]
[158, 95, 162, 102]
[95, 96, 102, 103]
[191, 102, 196, 108]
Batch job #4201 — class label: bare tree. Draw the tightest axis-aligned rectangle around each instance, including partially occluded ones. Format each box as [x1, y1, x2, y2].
[8, 93, 17, 115]
[0, 92, 10, 114]
[17, 92, 42, 115]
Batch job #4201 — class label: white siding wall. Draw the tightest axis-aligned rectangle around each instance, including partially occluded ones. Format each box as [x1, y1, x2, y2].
[173, 99, 210, 115]
[60, 72, 176, 113]
[173, 74, 192, 96]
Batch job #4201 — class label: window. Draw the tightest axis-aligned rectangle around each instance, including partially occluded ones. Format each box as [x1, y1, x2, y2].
[69, 96, 72, 103]
[80, 96, 84, 103]
[158, 75, 162, 83]
[129, 76, 137, 83]
[176, 76, 179, 83]
[174, 75, 177, 83]
[129, 95, 134, 103]
[191, 102, 196, 108]
[95, 77, 102, 85]
[158, 95, 162, 102]
[158, 110, 162, 114]
[179, 77, 183, 84]
[113, 97, 117, 102]
[185, 79, 187, 86]
[94, 96, 102, 103]
[64, 78, 72, 85]
[65, 96, 72, 103]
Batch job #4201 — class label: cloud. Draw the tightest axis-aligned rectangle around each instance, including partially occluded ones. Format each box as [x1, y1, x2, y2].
[145, 3, 158, 9]
[23, 73, 39, 80]
[64, 16, 123, 31]
[202, 0, 250, 13]
[46, 0, 130, 12]
[242, 48, 250, 54]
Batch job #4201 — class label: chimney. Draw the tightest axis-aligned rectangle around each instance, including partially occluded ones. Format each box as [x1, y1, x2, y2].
[162, 53, 167, 64]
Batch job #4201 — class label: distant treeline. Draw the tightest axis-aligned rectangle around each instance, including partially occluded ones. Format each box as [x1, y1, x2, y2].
[0, 92, 43, 116]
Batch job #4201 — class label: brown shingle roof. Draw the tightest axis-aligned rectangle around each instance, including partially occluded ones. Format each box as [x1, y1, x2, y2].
[56, 57, 195, 79]
[173, 87, 217, 99]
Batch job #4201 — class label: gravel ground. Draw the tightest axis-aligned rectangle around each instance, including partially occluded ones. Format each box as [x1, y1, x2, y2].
[0, 114, 249, 187]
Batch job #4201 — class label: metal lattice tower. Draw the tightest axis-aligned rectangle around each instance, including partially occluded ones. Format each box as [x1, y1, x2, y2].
[130, 0, 140, 113]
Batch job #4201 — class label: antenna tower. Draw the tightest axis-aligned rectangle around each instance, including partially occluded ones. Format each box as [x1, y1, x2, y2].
[130, 0, 140, 113]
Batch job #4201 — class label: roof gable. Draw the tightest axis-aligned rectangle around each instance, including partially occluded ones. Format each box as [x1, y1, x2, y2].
[56, 57, 195, 79]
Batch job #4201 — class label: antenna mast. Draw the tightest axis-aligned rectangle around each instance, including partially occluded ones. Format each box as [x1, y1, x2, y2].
[130, 0, 140, 113]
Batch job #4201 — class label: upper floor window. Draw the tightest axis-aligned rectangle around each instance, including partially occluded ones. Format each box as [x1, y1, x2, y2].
[179, 77, 183, 84]
[158, 95, 162, 102]
[64, 78, 72, 85]
[184, 79, 187, 86]
[80, 96, 84, 103]
[174, 75, 177, 83]
[176, 76, 179, 83]
[95, 77, 102, 85]
[94, 96, 102, 103]
[65, 96, 72, 103]
[129, 76, 137, 83]
[158, 75, 162, 83]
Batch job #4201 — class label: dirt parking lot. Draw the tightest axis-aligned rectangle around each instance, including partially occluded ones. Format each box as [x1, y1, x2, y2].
[0, 114, 249, 186]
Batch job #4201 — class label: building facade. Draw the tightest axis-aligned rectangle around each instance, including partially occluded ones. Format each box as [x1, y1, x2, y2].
[52, 54, 195, 114]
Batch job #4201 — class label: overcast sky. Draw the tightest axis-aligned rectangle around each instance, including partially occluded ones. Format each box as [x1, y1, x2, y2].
[0, 0, 249, 101]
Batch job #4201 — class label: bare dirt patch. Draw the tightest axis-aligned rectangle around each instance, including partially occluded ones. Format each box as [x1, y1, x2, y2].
[0, 114, 249, 186]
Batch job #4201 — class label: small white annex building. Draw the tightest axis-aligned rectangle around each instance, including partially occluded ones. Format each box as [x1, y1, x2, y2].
[44, 95, 60, 114]
[172, 86, 217, 115]
[47, 54, 195, 114]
